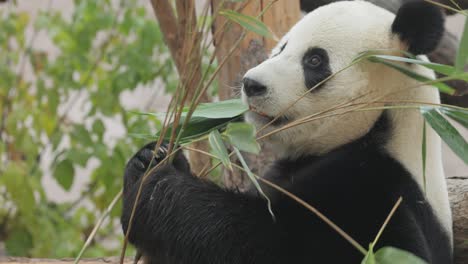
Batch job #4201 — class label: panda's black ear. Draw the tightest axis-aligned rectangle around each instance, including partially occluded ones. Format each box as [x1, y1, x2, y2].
[391, 1, 445, 55]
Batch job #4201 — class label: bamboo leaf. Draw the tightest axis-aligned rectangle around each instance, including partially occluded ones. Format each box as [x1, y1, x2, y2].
[369, 55, 456, 76]
[368, 57, 456, 95]
[186, 99, 248, 119]
[165, 117, 237, 143]
[455, 17, 468, 72]
[234, 148, 275, 220]
[421, 107, 468, 164]
[361, 244, 376, 264]
[140, 99, 248, 120]
[220, 10, 272, 38]
[147, 99, 248, 143]
[208, 130, 232, 170]
[374, 247, 427, 264]
[225, 122, 260, 154]
[439, 107, 468, 128]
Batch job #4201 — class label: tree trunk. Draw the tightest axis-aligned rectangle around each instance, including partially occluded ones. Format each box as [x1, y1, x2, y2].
[448, 176, 468, 264]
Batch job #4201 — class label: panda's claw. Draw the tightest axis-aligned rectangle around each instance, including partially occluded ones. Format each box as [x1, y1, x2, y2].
[130, 143, 169, 174]
[155, 145, 168, 160]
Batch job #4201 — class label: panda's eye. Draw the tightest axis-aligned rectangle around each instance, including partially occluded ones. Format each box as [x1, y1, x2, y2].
[306, 55, 322, 67]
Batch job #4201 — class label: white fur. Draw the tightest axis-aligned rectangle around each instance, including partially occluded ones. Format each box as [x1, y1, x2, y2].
[242, 1, 452, 238]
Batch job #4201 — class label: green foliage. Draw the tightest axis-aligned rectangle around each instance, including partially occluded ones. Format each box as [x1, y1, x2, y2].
[365, 54, 457, 94]
[208, 130, 232, 170]
[225, 122, 260, 154]
[220, 10, 272, 38]
[362, 246, 427, 264]
[234, 148, 275, 219]
[54, 159, 75, 191]
[455, 16, 468, 72]
[0, 0, 173, 257]
[421, 107, 468, 164]
[149, 99, 247, 143]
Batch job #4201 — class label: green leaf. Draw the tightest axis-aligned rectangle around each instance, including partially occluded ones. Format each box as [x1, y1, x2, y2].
[208, 130, 232, 170]
[180, 99, 248, 119]
[234, 148, 275, 220]
[53, 159, 75, 191]
[369, 55, 456, 76]
[2, 163, 36, 217]
[163, 117, 237, 143]
[361, 244, 376, 264]
[225, 122, 260, 154]
[439, 107, 468, 128]
[220, 10, 272, 38]
[66, 149, 90, 167]
[192, 99, 248, 118]
[72, 124, 94, 146]
[455, 17, 468, 72]
[139, 99, 248, 142]
[158, 99, 248, 142]
[374, 247, 427, 264]
[92, 119, 106, 139]
[5, 228, 33, 256]
[421, 108, 468, 164]
[368, 56, 456, 95]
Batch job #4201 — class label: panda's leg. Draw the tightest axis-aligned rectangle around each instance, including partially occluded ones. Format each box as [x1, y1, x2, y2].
[121, 142, 285, 264]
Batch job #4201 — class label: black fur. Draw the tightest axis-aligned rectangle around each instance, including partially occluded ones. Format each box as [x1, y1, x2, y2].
[391, 1, 445, 55]
[300, 0, 346, 13]
[121, 113, 452, 264]
[301, 47, 332, 91]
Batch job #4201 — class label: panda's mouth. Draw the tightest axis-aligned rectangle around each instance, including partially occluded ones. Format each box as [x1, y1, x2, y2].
[248, 106, 290, 126]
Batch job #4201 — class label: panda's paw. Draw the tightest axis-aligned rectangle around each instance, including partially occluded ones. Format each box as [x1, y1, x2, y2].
[127, 142, 169, 175]
[125, 142, 191, 183]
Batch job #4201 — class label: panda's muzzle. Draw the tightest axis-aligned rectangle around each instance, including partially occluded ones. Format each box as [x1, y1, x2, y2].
[248, 105, 290, 126]
[242, 78, 267, 97]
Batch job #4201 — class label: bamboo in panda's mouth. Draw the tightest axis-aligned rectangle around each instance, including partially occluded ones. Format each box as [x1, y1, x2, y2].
[248, 105, 290, 126]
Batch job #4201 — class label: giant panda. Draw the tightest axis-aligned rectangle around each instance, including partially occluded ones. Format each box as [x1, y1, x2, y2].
[121, 1, 453, 263]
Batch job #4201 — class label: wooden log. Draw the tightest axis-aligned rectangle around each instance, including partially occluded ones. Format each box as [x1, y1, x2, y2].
[448, 177, 468, 264]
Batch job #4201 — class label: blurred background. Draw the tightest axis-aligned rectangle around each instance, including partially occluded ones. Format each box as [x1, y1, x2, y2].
[0, 0, 466, 259]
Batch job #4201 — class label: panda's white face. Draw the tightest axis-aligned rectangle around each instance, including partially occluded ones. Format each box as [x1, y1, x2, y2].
[242, 1, 404, 157]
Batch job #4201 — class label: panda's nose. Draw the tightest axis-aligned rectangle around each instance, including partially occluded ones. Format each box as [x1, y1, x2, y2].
[243, 78, 267, 97]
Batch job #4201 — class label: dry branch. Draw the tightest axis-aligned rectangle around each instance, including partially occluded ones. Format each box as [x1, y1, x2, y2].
[150, 0, 210, 175]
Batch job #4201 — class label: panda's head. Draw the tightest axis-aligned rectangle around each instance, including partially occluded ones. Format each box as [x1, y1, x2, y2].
[242, 1, 444, 157]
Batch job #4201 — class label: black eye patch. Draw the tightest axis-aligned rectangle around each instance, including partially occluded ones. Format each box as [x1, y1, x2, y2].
[301, 47, 332, 91]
